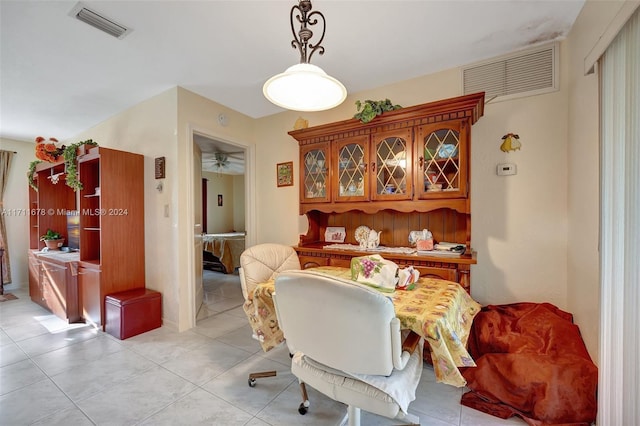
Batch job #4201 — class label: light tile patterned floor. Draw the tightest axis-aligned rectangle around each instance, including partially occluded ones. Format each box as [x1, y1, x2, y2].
[0, 273, 525, 425]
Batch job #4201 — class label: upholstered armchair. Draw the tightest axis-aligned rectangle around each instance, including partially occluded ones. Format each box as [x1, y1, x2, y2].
[274, 270, 422, 426]
[239, 243, 301, 386]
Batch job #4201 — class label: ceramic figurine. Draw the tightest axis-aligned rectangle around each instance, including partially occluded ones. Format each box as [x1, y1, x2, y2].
[293, 116, 309, 130]
[367, 229, 381, 249]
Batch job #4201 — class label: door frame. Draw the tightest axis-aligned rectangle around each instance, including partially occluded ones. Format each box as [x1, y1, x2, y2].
[184, 124, 255, 327]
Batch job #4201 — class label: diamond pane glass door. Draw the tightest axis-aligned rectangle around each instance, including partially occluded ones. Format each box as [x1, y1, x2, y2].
[372, 128, 412, 200]
[335, 136, 368, 201]
[418, 123, 463, 197]
[301, 143, 330, 203]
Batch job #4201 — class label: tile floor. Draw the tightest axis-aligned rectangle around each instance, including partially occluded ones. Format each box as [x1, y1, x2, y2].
[0, 271, 525, 425]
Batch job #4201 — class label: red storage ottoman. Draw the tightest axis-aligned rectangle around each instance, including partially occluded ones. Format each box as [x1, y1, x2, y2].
[105, 288, 162, 339]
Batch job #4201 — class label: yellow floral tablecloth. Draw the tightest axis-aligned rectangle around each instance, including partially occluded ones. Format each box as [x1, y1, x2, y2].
[242, 266, 481, 387]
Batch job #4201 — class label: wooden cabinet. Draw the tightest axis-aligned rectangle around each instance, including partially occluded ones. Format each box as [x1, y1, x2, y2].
[78, 264, 101, 326]
[27, 146, 145, 328]
[28, 250, 82, 323]
[415, 120, 469, 199]
[77, 147, 145, 327]
[333, 135, 369, 201]
[369, 128, 414, 202]
[28, 251, 43, 304]
[300, 143, 330, 203]
[290, 93, 484, 290]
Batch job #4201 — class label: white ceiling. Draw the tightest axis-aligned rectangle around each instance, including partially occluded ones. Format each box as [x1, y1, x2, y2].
[1, 0, 585, 147]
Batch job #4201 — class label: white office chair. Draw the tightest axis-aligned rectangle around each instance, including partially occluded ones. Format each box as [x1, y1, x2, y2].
[239, 243, 301, 386]
[274, 270, 423, 426]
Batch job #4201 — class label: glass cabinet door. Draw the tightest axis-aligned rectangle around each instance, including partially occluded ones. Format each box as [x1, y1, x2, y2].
[416, 120, 468, 199]
[370, 128, 412, 201]
[334, 136, 369, 201]
[300, 143, 330, 203]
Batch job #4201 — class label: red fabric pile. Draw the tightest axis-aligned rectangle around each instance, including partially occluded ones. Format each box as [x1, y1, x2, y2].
[461, 302, 597, 426]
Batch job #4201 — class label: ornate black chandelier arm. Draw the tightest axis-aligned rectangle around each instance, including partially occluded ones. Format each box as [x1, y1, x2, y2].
[290, 0, 326, 64]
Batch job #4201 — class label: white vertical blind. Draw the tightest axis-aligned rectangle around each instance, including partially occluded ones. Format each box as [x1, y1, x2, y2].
[599, 7, 640, 424]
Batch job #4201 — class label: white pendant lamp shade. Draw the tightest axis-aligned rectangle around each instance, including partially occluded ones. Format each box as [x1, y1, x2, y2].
[263, 63, 347, 112]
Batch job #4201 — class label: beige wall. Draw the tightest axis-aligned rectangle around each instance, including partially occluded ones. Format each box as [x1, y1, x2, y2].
[564, 0, 630, 362]
[203, 171, 235, 233]
[0, 138, 34, 287]
[72, 88, 181, 329]
[232, 175, 245, 232]
[176, 88, 256, 329]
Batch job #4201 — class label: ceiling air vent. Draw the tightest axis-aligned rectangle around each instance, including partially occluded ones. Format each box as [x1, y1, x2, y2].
[463, 43, 558, 102]
[69, 3, 131, 39]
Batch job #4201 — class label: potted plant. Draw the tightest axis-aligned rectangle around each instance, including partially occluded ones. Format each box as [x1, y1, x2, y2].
[40, 229, 64, 250]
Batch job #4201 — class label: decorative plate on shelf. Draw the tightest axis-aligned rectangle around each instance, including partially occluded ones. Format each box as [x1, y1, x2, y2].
[354, 225, 370, 245]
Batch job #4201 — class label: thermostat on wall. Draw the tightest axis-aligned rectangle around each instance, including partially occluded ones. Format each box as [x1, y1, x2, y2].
[497, 163, 517, 176]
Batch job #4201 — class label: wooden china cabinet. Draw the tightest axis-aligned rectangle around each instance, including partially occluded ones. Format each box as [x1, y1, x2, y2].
[289, 92, 485, 292]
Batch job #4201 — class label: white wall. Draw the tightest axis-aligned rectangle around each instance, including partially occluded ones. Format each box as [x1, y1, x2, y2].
[0, 138, 34, 287]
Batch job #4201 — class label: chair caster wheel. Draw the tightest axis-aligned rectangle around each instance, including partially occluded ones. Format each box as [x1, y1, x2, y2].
[298, 403, 308, 415]
[248, 378, 256, 387]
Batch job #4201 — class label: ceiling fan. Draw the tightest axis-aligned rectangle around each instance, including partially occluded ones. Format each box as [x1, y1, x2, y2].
[213, 152, 230, 169]
[204, 150, 244, 174]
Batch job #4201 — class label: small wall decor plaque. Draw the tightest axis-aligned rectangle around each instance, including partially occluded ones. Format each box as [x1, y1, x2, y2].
[276, 161, 294, 187]
[155, 157, 166, 179]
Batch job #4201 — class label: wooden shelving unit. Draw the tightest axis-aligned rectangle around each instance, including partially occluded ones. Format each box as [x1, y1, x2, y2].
[27, 146, 145, 327]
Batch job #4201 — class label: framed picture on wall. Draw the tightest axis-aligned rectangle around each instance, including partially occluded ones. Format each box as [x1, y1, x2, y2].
[217, 194, 223, 206]
[276, 161, 294, 187]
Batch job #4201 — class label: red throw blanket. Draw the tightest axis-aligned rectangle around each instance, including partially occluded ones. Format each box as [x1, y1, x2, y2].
[461, 302, 597, 426]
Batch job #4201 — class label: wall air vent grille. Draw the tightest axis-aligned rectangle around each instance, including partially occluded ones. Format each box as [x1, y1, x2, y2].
[463, 44, 557, 102]
[69, 3, 131, 39]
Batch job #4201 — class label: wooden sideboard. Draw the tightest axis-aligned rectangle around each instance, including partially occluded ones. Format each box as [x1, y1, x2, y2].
[289, 93, 485, 291]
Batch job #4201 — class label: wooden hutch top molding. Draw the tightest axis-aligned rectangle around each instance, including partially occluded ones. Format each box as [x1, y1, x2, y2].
[289, 92, 485, 146]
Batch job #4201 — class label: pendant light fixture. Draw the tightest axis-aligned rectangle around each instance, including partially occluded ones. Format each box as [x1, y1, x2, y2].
[263, 0, 347, 112]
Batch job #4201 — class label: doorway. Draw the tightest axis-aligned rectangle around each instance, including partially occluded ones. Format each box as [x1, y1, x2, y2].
[192, 132, 250, 322]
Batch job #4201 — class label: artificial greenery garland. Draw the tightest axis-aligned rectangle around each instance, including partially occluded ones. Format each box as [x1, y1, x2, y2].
[28, 160, 42, 191]
[353, 99, 402, 124]
[63, 139, 98, 191]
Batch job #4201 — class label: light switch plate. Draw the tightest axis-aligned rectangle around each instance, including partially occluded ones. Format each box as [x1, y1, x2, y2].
[497, 163, 517, 176]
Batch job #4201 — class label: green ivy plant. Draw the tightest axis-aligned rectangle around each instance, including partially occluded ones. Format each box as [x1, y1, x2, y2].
[353, 99, 402, 124]
[63, 139, 98, 191]
[28, 160, 42, 191]
[40, 229, 62, 241]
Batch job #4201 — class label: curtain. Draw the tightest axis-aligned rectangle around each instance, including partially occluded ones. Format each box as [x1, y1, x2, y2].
[0, 150, 14, 284]
[599, 7, 639, 424]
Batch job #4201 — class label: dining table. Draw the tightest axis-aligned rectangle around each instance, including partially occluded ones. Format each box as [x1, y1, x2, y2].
[242, 265, 482, 387]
